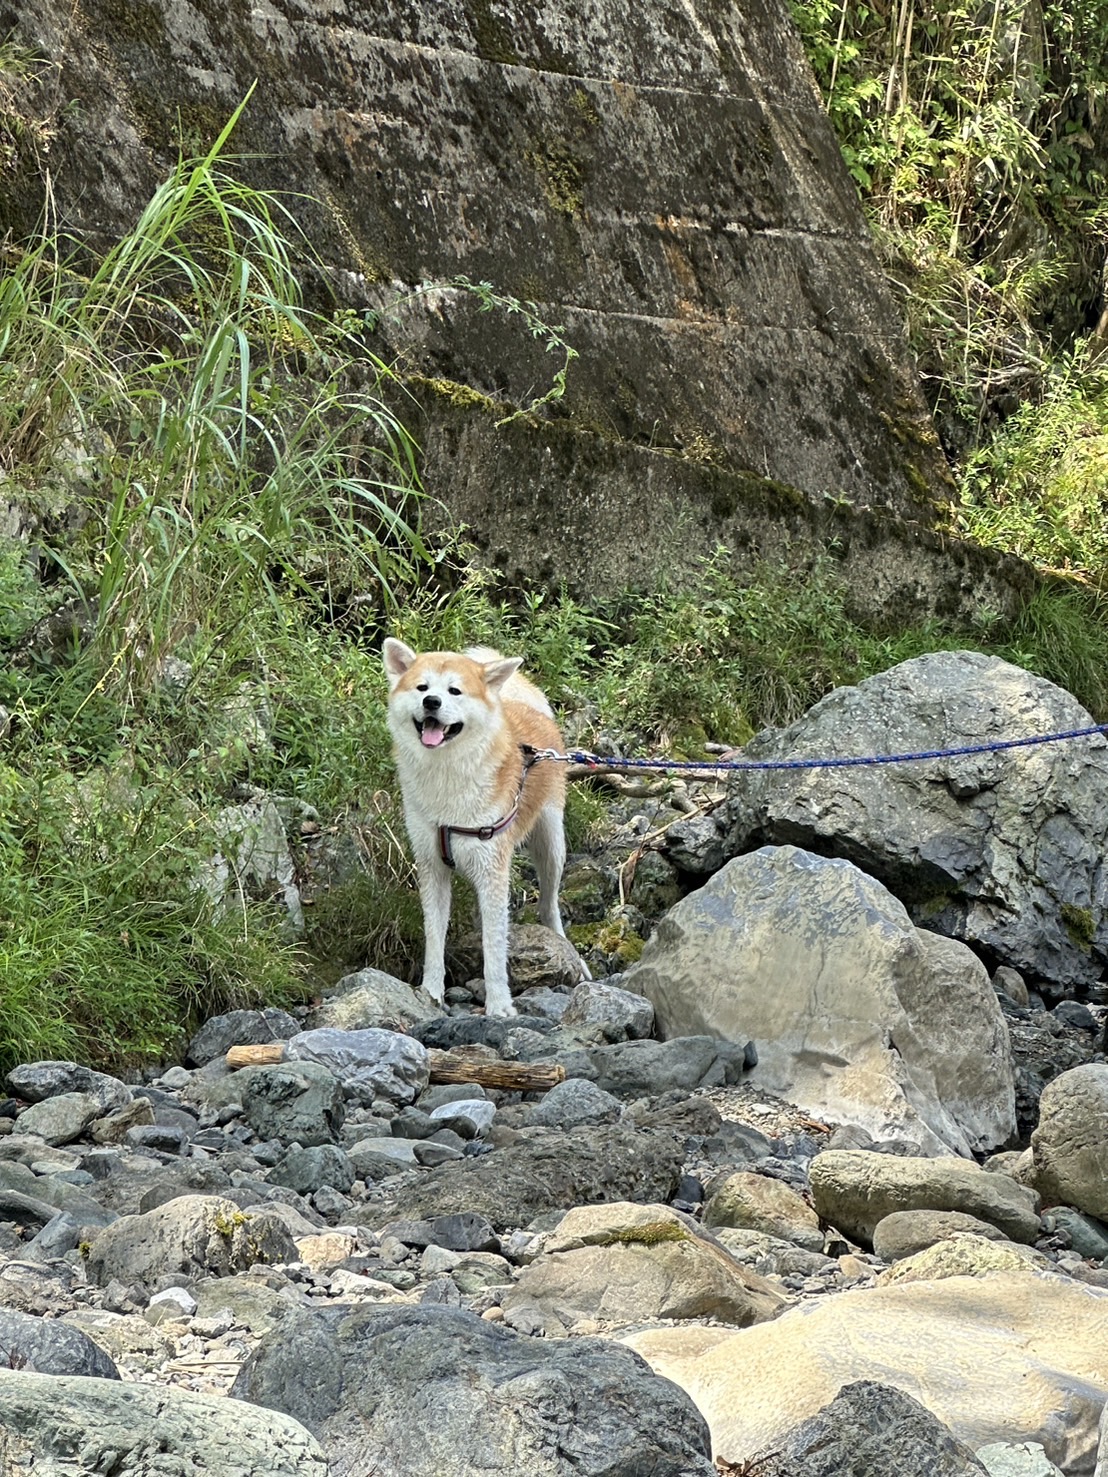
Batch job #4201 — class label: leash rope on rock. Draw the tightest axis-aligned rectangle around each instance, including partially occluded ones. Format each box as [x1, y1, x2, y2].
[521, 723, 1108, 775]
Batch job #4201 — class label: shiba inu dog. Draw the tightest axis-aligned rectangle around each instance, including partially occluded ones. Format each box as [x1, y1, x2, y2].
[382, 638, 588, 1017]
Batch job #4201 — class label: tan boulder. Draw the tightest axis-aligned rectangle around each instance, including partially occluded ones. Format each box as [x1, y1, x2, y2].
[876, 1234, 1048, 1284]
[704, 1171, 823, 1252]
[502, 1201, 787, 1332]
[809, 1149, 1040, 1245]
[625, 1270, 1108, 1473]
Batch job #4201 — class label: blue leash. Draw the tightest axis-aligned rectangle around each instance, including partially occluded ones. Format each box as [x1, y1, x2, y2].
[525, 723, 1108, 774]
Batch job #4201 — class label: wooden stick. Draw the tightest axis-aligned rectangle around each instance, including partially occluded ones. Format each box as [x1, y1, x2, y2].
[224, 1041, 566, 1092]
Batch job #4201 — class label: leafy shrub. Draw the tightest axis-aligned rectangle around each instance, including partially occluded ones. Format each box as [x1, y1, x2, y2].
[956, 348, 1108, 581]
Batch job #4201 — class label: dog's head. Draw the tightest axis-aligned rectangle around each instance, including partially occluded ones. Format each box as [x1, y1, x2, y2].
[382, 638, 523, 753]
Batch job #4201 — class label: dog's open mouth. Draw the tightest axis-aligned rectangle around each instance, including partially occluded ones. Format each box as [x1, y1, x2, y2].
[415, 717, 464, 749]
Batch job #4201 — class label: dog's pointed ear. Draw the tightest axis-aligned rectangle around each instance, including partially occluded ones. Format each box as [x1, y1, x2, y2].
[482, 655, 523, 693]
[383, 637, 417, 688]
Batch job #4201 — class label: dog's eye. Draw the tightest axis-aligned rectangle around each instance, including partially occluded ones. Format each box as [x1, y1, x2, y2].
[415, 683, 428, 692]
[448, 686, 462, 696]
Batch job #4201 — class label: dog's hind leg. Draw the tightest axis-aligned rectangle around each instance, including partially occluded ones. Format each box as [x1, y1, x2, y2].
[527, 802, 568, 936]
[527, 803, 592, 981]
[416, 855, 452, 1006]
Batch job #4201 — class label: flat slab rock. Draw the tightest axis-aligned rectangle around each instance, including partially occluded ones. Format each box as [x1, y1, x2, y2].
[625, 1269, 1108, 1473]
[356, 1122, 685, 1232]
[0, 1369, 328, 1476]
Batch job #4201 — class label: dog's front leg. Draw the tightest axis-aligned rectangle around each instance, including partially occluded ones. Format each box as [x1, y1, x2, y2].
[475, 848, 515, 1019]
[415, 855, 453, 1007]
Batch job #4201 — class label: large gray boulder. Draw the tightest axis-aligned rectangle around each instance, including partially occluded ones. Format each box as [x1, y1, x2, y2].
[286, 1027, 430, 1107]
[185, 1006, 301, 1067]
[233, 1302, 716, 1476]
[1032, 1065, 1108, 1220]
[528, 1078, 623, 1129]
[0, 1308, 119, 1380]
[561, 980, 656, 1042]
[0, 1162, 114, 1229]
[15, 1091, 103, 1146]
[308, 968, 440, 1032]
[0, 1370, 327, 1475]
[236, 1059, 345, 1146]
[753, 1380, 989, 1477]
[85, 1194, 298, 1292]
[625, 846, 1016, 1155]
[5, 1061, 131, 1110]
[702, 652, 1108, 989]
[558, 1036, 752, 1098]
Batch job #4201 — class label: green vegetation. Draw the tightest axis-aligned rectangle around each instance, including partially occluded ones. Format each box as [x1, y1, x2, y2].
[956, 348, 1108, 583]
[790, 0, 1108, 587]
[1061, 901, 1097, 949]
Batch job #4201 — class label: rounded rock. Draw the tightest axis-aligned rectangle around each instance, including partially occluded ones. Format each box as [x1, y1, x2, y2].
[1031, 1064, 1108, 1220]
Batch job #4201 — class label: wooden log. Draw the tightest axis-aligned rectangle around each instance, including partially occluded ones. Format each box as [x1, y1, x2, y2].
[427, 1052, 566, 1091]
[226, 1043, 286, 1069]
[224, 1041, 566, 1092]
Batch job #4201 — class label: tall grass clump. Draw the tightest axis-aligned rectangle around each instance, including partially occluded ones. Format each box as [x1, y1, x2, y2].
[1, 93, 426, 687]
[0, 94, 431, 1072]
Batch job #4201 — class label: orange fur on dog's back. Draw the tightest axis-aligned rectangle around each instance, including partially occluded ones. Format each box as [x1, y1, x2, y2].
[501, 698, 566, 827]
[382, 638, 588, 1016]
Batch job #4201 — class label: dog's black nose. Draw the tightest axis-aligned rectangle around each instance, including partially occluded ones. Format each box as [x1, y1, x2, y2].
[422, 694, 442, 712]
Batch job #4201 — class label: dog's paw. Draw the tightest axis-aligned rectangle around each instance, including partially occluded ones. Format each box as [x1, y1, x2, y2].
[483, 995, 517, 1019]
[421, 975, 446, 1008]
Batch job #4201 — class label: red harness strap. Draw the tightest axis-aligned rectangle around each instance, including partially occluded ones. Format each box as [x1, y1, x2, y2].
[436, 746, 539, 870]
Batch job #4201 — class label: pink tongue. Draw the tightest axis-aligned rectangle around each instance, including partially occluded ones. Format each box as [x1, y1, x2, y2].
[421, 722, 446, 748]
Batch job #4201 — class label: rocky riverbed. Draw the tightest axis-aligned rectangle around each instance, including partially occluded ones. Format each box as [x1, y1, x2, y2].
[1, 959, 1107, 1477]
